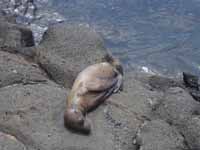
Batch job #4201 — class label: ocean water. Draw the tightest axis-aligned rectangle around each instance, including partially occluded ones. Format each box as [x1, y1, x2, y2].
[2, 0, 200, 76]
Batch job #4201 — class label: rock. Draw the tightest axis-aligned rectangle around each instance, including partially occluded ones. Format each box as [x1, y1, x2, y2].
[0, 81, 142, 150]
[35, 23, 108, 88]
[181, 116, 200, 150]
[155, 87, 200, 126]
[183, 72, 199, 90]
[135, 120, 186, 150]
[148, 75, 183, 91]
[182, 72, 200, 102]
[0, 51, 48, 88]
[99, 73, 164, 150]
[0, 59, 163, 150]
[0, 0, 36, 24]
[0, 21, 157, 150]
[0, 131, 26, 150]
[190, 90, 200, 102]
[109, 73, 164, 120]
[0, 84, 67, 150]
[0, 17, 34, 50]
[0, 16, 198, 150]
[0, 11, 16, 23]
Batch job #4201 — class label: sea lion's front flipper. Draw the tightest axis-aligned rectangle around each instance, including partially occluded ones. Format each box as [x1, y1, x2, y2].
[85, 87, 116, 112]
[114, 74, 123, 93]
[85, 76, 118, 92]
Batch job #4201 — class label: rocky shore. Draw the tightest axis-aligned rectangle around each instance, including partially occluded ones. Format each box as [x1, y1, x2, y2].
[0, 12, 200, 150]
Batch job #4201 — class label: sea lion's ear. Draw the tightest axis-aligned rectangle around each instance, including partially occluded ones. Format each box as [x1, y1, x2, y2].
[102, 53, 114, 63]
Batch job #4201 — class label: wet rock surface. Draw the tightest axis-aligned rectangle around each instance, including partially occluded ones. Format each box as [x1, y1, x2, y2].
[0, 14, 200, 150]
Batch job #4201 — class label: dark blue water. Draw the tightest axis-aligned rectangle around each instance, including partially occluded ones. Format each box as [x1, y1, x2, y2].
[36, 0, 200, 75]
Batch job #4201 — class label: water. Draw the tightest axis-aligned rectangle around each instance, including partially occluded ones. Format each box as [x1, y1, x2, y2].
[2, 0, 200, 76]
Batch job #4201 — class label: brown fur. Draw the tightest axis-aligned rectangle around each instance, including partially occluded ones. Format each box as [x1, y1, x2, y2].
[64, 54, 123, 134]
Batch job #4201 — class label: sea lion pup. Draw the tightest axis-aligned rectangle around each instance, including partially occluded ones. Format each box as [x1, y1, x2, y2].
[64, 54, 123, 134]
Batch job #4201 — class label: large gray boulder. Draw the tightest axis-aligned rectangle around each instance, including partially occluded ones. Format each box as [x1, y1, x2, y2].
[0, 19, 150, 149]
[0, 76, 151, 150]
[0, 51, 48, 88]
[155, 87, 200, 126]
[135, 120, 185, 150]
[35, 23, 108, 88]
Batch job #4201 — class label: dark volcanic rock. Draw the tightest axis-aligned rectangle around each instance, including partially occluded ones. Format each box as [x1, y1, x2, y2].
[155, 87, 200, 126]
[35, 23, 108, 88]
[183, 72, 199, 90]
[135, 120, 185, 150]
[0, 51, 48, 88]
[182, 72, 200, 102]
[148, 75, 183, 91]
[190, 90, 200, 102]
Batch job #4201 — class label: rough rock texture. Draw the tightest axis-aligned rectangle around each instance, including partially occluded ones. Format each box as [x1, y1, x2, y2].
[0, 19, 34, 49]
[0, 131, 26, 150]
[0, 14, 200, 150]
[135, 120, 185, 150]
[180, 115, 200, 150]
[35, 23, 108, 88]
[148, 75, 183, 91]
[181, 116, 200, 150]
[0, 69, 152, 150]
[0, 51, 48, 88]
[155, 87, 200, 126]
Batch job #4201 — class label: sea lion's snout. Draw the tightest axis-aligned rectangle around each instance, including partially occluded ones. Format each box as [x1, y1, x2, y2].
[64, 109, 91, 134]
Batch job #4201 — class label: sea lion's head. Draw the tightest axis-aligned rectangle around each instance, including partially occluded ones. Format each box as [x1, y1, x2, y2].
[103, 53, 123, 75]
[64, 108, 91, 134]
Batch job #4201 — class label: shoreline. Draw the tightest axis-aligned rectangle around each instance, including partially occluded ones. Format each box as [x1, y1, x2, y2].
[0, 10, 200, 150]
